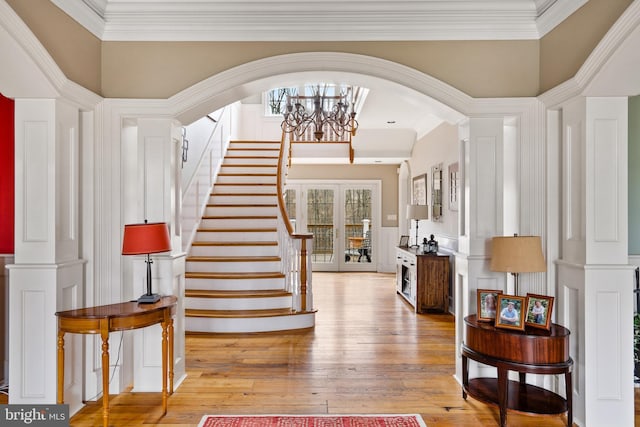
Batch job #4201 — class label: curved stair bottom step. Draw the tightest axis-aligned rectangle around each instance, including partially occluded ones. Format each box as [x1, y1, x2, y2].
[186, 312, 316, 334]
[185, 295, 292, 311]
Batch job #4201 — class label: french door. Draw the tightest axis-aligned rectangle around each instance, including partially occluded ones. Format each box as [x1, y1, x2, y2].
[284, 181, 379, 272]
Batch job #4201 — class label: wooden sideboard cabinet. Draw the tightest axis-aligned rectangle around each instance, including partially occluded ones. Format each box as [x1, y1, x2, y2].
[396, 247, 450, 313]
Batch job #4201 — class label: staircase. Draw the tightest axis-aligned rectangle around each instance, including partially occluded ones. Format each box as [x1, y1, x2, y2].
[184, 140, 315, 333]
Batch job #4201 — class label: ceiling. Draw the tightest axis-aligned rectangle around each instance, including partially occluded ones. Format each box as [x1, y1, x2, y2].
[50, 0, 586, 164]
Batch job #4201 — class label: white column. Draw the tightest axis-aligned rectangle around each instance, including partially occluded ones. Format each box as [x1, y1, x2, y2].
[557, 96, 634, 427]
[121, 118, 187, 391]
[8, 99, 84, 413]
[455, 117, 506, 382]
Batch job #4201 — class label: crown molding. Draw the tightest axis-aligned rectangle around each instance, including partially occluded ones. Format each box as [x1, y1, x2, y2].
[539, 0, 640, 108]
[49, 0, 583, 42]
[0, 0, 101, 108]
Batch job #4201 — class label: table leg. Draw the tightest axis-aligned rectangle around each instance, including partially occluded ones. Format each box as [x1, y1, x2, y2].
[161, 319, 168, 415]
[100, 323, 110, 427]
[497, 367, 508, 427]
[565, 370, 573, 427]
[461, 354, 468, 399]
[169, 317, 174, 395]
[57, 330, 65, 404]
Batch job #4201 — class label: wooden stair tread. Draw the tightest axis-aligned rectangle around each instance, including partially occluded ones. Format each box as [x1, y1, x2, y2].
[185, 289, 290, 298]
[207, 203, 278, 208]
[227, 147, 279, 151]
[197, 228, 277, 232]
[215, 183, 276, 186]
[211, 193, 278, 197]
[224, 155, 278, 159]
[191, 241, 278, 247]
[185, 271, 285, 279]
[202, 215, 277, 219]
[187, 255, 281, 262]
[218, 172, 276, 176]
[222, 164, 277, 168]
[186, 308, 301, 318]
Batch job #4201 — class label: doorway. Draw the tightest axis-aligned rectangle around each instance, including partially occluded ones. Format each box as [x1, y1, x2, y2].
[284, 180, 380, 272]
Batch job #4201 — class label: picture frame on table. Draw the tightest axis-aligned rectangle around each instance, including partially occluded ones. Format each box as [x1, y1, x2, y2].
[399, 235, 410, 247]
[525, 293, 554, 330]
[476, 289, 503, 322]
[495, 294, 526, 331]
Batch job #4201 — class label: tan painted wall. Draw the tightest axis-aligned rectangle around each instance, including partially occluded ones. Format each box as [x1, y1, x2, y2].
[101, 40, 539, 99]
[6, 0, 102, 94]
[287, 164, 398, 228]
[539, 0, 633, 93]
[5, 1, 632, 99]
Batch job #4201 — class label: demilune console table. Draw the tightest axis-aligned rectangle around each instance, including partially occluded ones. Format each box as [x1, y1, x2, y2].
[461, 314, 573, 427]
[56, 295, 177, 427]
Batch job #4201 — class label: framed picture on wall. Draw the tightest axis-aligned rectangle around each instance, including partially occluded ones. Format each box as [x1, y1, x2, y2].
[412, 174, 427, 205]
[449, 162, 459, 211]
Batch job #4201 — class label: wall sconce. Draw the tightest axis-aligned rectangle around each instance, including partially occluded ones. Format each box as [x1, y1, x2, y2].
[490, 234, 546, 295]
[122, 221, 172, 304]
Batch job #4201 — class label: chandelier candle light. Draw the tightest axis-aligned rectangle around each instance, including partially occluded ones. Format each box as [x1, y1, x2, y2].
[281, 85, 359, 141]
[122, 221, 172, 304]
[490, 234, 546, 295]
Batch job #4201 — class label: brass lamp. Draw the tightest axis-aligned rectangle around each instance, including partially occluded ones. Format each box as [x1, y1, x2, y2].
[406, 204, 429, 248]
[490, 234, 546, 295]
[122, 221, 172, 304]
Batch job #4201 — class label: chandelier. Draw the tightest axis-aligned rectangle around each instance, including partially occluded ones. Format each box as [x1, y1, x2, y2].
[280, 85, 359, 141]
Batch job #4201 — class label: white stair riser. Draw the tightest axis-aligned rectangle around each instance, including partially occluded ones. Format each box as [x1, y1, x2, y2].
[204, 205, 278, 216]
[228, 143, 280, 150]
[185, 296, 291, 311]
[212, 185, 277, 194]
[200, 218, 278, 228]
[226, 149, 280, 157]
[220, 167, 277, 175]
[195, 231, 277, 242]
[189, 245, 279, 257]
[186, 277, 284, 291]
[186, 260, 281, 273]
[209, 195, 278, 205]
[185, 313, 315, 334]
[223, 158, 278, 165]
[216, 175, 277, 184]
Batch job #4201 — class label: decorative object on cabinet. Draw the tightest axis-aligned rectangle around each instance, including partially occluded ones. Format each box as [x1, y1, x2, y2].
[449, 162, 459, 211]
[495, 294, 526, 331]
[412, 173, 427, 205]
[490, 234, 546, 295]
[398, 235, 409, 247]
[525, 293, 554, 330]
[406, 204, 429, 248]
[396, 246, 449, 313]
[477, 289, 503, 322]
[122, 221, 172, 304]
[431, 164, 443, 221]
[462, 314, 573, 427]
[424, 234, 438, 254]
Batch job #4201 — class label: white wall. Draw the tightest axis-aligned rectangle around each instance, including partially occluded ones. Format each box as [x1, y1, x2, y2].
[407, 122, 459, 247]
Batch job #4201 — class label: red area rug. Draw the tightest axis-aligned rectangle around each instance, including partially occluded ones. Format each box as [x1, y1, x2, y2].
[198, 414, 426, 427]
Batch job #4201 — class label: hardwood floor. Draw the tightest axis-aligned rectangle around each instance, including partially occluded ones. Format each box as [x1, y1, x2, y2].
[68, 272, 587, 426]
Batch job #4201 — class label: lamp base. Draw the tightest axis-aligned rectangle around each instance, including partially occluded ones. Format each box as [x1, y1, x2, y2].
[138, 293, 161, 304]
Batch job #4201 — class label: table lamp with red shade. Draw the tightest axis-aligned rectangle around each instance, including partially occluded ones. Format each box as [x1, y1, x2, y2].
[122, 221, 171, 303]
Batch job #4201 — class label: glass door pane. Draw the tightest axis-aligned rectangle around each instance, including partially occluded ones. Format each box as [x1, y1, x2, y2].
[306, 188, 336, 267]
[341, 187, 373, 270]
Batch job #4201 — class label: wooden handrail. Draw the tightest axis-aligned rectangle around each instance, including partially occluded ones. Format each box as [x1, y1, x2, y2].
[277, 132, 313, 312]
